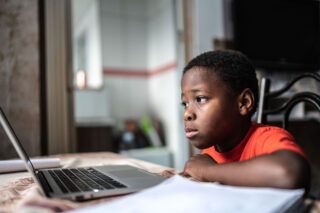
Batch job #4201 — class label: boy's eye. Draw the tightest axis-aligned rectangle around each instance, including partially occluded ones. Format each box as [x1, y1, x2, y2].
[196, 96, 207, 103]
[181, 102, 188, 108]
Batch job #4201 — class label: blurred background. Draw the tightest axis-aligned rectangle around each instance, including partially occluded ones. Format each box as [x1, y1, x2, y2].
[1, 0, 319, 176]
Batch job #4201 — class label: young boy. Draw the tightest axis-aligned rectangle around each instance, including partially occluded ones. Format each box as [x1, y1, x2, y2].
[176, 50, 310, 190]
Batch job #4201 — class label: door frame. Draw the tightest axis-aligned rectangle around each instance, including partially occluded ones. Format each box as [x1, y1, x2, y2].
[43, 0, 76, 154]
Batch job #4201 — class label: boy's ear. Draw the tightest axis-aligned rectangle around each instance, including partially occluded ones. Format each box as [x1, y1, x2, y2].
[238, 88, 255, 116]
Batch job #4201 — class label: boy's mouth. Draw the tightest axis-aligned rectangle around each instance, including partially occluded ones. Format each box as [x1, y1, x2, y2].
[185, 127, 199, 139]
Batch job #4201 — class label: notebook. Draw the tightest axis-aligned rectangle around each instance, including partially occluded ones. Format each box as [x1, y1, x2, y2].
[67, 175, 305, 213]
[0, 107, 166, 201]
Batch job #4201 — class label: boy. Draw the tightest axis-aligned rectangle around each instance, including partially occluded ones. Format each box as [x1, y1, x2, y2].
[173, 50, 310, 190]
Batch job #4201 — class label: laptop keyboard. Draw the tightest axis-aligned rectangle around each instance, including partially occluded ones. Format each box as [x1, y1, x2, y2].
[47, 168, 127, 194]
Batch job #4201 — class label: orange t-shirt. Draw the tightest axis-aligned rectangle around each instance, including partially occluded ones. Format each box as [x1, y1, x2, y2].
[202, 122, 307, 163]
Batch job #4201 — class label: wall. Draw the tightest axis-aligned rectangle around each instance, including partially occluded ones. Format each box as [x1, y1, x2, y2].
[72, 0, 102, 88]
[101, 0, 181, 168]
[74, 0, 185, 168]
[0, 0, 41, 159]
[146, 0, 182, 169]
[194, 0, 224, 54]
[100, 0, 149, 121]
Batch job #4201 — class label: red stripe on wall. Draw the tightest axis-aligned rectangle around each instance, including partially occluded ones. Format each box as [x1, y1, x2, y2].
[103, 62, 177, 77]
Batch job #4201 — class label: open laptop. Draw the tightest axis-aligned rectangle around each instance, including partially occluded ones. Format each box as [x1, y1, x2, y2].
[0, 107, 166, 201]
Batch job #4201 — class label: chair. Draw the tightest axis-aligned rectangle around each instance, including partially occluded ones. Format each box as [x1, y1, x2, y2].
[257, 72, 320, 129]
[256, 72, 320, 198]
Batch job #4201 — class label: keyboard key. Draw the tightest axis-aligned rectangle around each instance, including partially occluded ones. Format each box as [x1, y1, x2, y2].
[71, 169, 104, 190]
[48, 170, 68, 193]
[62, 169, 91, 192]
[79, 168, 115, 189]
[53, 170, 80, 193]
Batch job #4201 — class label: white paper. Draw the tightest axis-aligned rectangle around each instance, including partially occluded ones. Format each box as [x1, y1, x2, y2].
[67, 175, 304, 213]
[0, 158, 60, 173]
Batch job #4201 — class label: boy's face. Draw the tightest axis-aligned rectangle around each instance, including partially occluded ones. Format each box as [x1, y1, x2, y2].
[181, 67, 243, 151]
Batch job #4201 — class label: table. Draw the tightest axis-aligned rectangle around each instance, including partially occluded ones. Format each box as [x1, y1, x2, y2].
[1, 152, 320, 213]
[0, 152, 177, 213]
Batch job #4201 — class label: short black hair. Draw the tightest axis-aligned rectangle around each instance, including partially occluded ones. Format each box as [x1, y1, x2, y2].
[183, 50, 259, 114]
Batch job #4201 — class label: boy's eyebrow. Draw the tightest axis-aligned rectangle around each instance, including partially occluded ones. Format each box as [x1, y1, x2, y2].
[181, 89, 204, 98]
[190, 89, 203, 93]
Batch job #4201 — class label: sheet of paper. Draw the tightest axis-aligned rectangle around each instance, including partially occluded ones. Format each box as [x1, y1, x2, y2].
[67, 175, 304, 213]
[0, 158, 60, 173]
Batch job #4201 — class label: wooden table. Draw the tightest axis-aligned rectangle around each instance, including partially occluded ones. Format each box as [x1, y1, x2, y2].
[0, 152, 176, 213]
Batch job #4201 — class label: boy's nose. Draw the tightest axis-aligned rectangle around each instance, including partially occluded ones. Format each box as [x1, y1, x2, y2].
[184, 109, 196, 121]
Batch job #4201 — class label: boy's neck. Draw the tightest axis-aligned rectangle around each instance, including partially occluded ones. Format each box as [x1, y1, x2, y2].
[215, 120, 252, 153]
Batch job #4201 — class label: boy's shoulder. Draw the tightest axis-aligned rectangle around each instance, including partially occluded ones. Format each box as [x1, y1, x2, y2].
[250, 122, 294, 140]
[248, 122, 295, 144]
[247, 122, 306, 159]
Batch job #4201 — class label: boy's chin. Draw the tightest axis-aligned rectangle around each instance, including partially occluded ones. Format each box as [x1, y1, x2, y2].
[189, 139, 211, 150]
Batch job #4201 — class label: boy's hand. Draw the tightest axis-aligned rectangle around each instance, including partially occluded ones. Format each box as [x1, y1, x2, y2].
[181, 154, 217, 181]
[160, 169, 180, 178]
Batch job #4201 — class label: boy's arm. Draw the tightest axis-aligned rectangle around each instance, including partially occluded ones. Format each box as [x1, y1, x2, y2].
[182, 150, 310, 190]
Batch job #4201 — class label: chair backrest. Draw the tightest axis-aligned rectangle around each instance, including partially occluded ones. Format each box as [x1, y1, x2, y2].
[257, 72, 320, 130]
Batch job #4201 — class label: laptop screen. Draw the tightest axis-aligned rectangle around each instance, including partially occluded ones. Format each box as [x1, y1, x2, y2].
[0, 107, 37, 175]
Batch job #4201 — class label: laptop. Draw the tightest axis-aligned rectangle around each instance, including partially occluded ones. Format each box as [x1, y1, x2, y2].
[0, 107, 167, 201]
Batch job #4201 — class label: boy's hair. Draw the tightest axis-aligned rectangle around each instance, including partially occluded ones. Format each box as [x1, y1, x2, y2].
[183, 50, 259, 115]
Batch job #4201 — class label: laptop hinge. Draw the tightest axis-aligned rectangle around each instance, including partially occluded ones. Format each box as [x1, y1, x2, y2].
[36, 170, 53, 196]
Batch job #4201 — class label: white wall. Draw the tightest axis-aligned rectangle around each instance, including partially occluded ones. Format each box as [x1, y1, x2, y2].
[72, 0, 103, 88]
[74, 88, 111, 121]
[103, 77, 150, 120]
[100, 0, 148, 69]
[100, 0, 149, 121]
[98, 0, 184, 169]
[146, 0, 184, 169]
[147, 0, 176, 69]
[194, 0, 224, 54]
